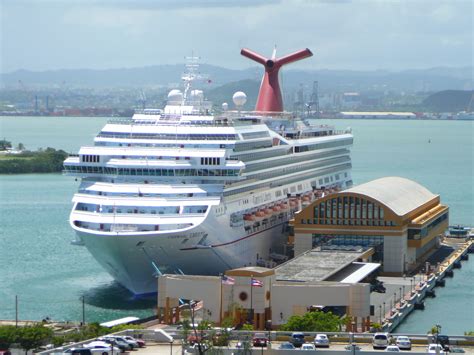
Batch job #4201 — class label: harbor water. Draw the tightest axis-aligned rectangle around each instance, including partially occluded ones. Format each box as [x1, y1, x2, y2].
[0, 116, 473, 332]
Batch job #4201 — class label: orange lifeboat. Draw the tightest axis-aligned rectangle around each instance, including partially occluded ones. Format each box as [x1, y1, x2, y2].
[255, 210, 266, 218]
[289, 200, 297, 207]
[302, 195, 311, 202]
[280, 203, 289, 210]
[264, 208, 273, 215]
[244, 214, 255, 221]
[272, 205, 281, 212]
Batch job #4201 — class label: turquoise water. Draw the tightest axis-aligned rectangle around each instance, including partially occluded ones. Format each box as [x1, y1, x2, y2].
[0, 116, 472, 330]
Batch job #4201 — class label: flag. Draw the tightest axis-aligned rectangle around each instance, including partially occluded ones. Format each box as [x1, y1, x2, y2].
[251, 278, 263, 287]
[221, 275, 235, 285]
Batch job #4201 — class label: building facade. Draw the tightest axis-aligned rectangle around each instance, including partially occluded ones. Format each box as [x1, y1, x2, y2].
[292, 177, 449, 274]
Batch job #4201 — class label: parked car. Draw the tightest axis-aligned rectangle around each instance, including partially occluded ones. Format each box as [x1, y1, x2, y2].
[427, 343, 445, 353]
[83, 342, 121, 355]
[122, 336, 145, 348]
[301, 343, 316, 351]
[395, 336, 411, 350]
[450, 348, 466, 353]
[370, 280, 386, 293]
[97, 337, 129, 351]
[279, 342, 296, 350]
[289, 332, 305, 348]
[372, 332, 390, 349]
[344, 344, 361, 351]
[252, 332, 268, 347]
[106, 336, 138, 350]
[385, 345, 401, 352]
[63, 348, 92, 355]
[435, 335, 450, 349]
[314, 333, 329, 348]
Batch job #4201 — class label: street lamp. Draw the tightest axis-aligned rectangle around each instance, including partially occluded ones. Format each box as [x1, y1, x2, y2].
[435, 324, 442, 355]
[383, 302, 386, 318]
[379, 305, 382, 323]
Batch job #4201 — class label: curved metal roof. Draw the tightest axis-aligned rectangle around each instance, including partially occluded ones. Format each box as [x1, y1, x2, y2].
[343, 176, 437, 216]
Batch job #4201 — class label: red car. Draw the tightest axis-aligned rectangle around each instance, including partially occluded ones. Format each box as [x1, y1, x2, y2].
[252, 333, 269, 347]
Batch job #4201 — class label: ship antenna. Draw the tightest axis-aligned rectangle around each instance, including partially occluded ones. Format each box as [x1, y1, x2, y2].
[240, 47, 313, 112]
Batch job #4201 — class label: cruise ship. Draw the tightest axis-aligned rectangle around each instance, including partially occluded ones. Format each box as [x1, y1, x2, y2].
[64, 48, 354, 295]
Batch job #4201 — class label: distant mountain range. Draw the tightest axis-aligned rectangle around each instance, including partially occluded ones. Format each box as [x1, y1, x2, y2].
[1, 64, 472, 93]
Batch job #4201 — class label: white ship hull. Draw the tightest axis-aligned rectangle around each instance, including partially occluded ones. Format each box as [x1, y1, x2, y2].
[77, 208, 290, 295]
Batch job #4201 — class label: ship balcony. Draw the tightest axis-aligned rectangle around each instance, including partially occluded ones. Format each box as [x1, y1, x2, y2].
[71, 210, 206, 224]
[72, 193, 221, 207]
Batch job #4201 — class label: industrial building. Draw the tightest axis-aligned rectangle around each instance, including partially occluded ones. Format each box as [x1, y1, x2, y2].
[291, 177, 449, 274]
[338, 112, 416, 119]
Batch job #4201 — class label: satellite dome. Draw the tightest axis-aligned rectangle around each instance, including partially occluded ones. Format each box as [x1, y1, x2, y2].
[222, 102, 229, 111]
[233, 91, 247, 107]
[167, 89, 183, 104]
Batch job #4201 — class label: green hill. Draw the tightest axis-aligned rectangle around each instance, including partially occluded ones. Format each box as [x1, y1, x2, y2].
[422, 90, 474, 112]
[206, 79, 260, 111]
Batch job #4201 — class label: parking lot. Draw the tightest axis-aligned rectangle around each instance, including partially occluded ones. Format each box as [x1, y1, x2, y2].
[128, 340, 474, 354]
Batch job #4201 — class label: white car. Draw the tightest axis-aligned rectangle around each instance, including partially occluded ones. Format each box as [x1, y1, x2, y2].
[427, 343, 445, 353]
[84, 341, 121, 354]
[385, 345, 401, 352]
[395, 336, 411, 350]
[301, 343, 316, 351]
[373, 332, 390, 349]
[314, 333, 330, 348]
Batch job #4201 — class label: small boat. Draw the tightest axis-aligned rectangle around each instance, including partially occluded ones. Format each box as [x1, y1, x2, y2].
[448, 225, 471, 237]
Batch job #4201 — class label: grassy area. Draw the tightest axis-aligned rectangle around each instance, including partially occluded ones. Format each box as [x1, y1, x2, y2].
[0, 148, 68, 174]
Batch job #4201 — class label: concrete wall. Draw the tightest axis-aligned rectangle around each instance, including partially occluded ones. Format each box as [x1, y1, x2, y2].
[158, 276, 221, 324]
[222, 275, 273, 314]
[383, 234, 407, 273]
[294, 233, 313, 256]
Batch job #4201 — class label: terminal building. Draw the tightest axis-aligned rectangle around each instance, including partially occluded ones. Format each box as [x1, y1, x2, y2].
[156, 177, 449, 330]
[291, 177, 449, 274]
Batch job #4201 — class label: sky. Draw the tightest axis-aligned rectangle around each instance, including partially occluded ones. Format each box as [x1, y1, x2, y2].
[0, 0, 472, 73]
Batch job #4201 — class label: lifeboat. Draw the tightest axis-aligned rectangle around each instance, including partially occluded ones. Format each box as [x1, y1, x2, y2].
[255, 210, 266, 218]
[244, 214, 255, 221]
[280, 203, 289, 210]
[264, 208, 273, 215]
[289, 200, 297, 207]
[272, 205, 281, 212]
[302, 195, 311, 202]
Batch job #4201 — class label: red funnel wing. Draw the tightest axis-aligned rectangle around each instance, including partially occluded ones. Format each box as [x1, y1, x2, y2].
[241, 47, 313, 112]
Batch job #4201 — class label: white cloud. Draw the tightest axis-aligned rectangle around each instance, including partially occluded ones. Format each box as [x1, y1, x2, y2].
[1, 0, 472, 73]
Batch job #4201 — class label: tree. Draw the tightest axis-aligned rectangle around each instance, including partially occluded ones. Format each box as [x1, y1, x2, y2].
[17, 325, 53, 354]
[280, 311, 344, 332]
[0, 139, 12, 151]
[0, 325, 19, 350]
[16, 143, 25, 151]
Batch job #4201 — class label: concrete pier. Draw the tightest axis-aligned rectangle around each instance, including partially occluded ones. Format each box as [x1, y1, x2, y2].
[378, 240, 472, 332]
